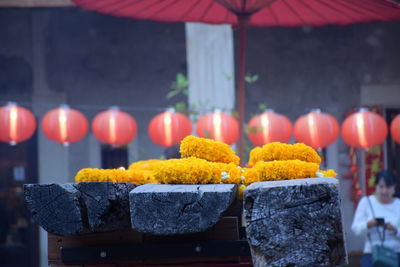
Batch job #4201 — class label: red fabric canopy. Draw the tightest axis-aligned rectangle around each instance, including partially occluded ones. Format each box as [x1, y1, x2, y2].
[72, 0, 400, 27]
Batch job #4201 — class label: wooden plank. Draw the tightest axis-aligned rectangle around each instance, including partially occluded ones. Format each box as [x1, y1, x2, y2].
[60, 241, 247, 264]
[49, 265, 82, 267]
[244, 178, 347, 266]
[48, 217, 242, 266]
[130, 184, 237, 235]
[0, 0, 74, 7]
[143, 217, 239, 243]
[25, 183, 136, 236]
[48, 229, 143, 265]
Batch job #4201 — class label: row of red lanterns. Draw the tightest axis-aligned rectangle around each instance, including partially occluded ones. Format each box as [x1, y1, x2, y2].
[1, 103, 399, 149]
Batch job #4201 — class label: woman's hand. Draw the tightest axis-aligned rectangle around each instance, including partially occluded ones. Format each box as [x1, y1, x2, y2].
[385, 223, 398, 235]
[367, 219, 378, 228]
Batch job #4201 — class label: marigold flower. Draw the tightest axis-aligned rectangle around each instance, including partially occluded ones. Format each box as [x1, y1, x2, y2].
[254, 160, 319, 181]
[180, 135, 240, 165]
[75, 168, 159, 184]
[242, 168, 260, 186]
[153, 157, 221, 184]
[316, 169, 337, 178]
[248, 142, 321, 166]
[128, 159, 161, 171]
[210, 162, 242, 184]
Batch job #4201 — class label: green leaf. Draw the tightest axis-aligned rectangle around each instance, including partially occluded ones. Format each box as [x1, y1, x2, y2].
[176, 73, 188, 89]
[174, 102, 187, 113]
[258, 103, 267, 110]
[222, 72, 233, 80]
[245, 73, 259, 84]
[166, 90, 180, 99]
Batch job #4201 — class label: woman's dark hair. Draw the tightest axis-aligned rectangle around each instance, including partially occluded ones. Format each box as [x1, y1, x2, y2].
[375, 170, 396, 187]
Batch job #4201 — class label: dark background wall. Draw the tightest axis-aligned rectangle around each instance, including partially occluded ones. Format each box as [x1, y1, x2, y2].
[1, 8, 187, 159]
[244, 22, 400, 122]
[1, 8, 399, 159]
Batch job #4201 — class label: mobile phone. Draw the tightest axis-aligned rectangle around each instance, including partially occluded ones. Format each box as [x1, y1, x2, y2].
[376, 218, 385, 226]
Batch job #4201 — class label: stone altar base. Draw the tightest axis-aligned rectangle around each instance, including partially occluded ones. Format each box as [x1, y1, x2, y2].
[243, 177, 347, 267]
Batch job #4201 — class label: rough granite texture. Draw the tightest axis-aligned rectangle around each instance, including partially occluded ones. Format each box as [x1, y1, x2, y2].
[24, 182, 136, 235]
[244, 178, 347, 267]
[129, 184, 237, 235]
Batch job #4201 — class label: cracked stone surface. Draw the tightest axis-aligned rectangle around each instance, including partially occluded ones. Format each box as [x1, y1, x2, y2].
[129, 184, 237, 235]
[244, 178, 347, 267]
[24, 182, 136, 235]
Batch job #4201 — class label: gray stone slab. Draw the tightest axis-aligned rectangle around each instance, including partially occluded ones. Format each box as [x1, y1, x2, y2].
[244, 177, 347, 267]
[24, 182, 136, 235]
[130, 184, 237, 235]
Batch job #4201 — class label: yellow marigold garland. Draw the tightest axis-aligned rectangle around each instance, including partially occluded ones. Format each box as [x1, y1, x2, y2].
[75, 140, 336, 186]
[128, 159, 161, 171]
[242, 168, 260, 186]
[248, 142, 321, 166]
[316, 169, 337, 178]
[212, 162, 242, 184]
[153, 157, 221, 184]
[75, 168, 158, 184]
[254, 160, 319, 181]
[180, 135, 240, 165]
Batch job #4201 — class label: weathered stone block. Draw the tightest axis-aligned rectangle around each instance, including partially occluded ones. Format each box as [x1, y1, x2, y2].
[24, 182, 136, 235]
[129, 184, 237, 235]
[244, 177, 347, 267]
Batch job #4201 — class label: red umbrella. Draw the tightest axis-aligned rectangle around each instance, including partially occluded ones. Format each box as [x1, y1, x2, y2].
[71, 0, 400, 161]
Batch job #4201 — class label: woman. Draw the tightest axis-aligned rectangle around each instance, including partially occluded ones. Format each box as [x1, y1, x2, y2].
[351, 170, 400, 267]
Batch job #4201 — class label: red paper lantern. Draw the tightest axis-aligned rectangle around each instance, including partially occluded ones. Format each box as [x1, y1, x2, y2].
[247, 110, 292, 146]
[92, 107, 137, 146]
[42, 105, 88, 146]
[148, 109, 192, 147]
[0, 103, 36, 145]
[196, 110, 238, 145]
[294, 110, 339, 149]
[390, 114, 400, 144]
[341, 109, 388, 149]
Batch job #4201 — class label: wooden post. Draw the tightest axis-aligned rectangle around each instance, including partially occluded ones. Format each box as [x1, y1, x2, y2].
[244, 178, 347, 266]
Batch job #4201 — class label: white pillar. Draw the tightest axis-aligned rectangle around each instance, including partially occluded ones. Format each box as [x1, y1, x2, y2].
[185, 23, 235, 114]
